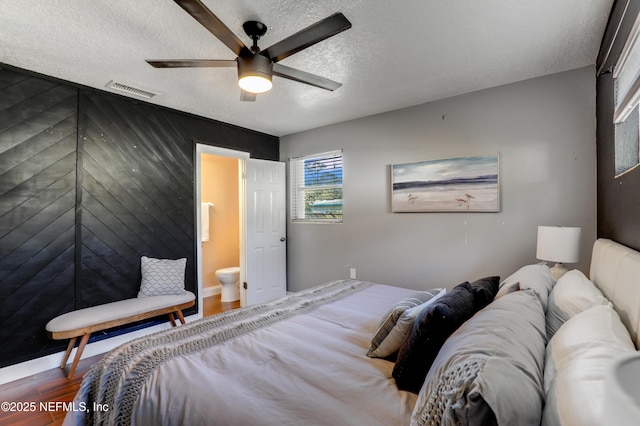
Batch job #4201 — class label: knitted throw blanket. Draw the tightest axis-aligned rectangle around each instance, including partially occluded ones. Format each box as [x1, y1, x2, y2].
[413, 359, 486, 426]
[72, 279, 370, 425]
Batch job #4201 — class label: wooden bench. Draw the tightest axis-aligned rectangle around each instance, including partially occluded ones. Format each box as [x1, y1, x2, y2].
[46, 292, 195, 379]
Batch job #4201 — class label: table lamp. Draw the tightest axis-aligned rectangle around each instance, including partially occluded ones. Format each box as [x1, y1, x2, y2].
[536, 226, 581, 280]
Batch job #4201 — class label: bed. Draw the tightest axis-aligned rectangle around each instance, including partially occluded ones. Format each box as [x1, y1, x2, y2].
[64, 238, 640, 425]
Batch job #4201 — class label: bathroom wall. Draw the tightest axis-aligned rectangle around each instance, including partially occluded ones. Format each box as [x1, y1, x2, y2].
[201, 154, 240, 288]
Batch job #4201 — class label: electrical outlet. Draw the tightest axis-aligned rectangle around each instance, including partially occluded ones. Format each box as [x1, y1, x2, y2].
[349, 268, 357, 279]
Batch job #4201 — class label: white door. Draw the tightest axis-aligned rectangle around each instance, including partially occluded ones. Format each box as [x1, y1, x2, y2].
[244, 158, 286, 305]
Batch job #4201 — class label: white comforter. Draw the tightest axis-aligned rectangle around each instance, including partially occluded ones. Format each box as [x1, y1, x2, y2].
[66, 280, 418, 425]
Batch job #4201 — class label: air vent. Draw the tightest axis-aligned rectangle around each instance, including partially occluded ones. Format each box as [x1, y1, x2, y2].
[105, 81, 158, 99]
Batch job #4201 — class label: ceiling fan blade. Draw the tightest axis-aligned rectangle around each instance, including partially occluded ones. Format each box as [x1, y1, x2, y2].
[262, 13, 352, 63]
[146, 59, 237, 68]
[173, 0, 249, 56]
[240, 90, 257, 102]
[272, 63, 342, 91]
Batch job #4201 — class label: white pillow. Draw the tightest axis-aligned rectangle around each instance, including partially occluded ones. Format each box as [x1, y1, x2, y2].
[546, 269, 610, 339]
[542, 305, 635, 426]
[367, 288, 446, 358]
[138, 256, 187, 297]
[496, 263, 555, 311]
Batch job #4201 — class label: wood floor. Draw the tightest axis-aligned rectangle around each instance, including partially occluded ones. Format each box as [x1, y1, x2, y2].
[0, 295, 239, 426]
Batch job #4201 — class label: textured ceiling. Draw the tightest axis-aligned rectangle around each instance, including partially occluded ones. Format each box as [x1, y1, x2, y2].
[1, 0, 613, 137]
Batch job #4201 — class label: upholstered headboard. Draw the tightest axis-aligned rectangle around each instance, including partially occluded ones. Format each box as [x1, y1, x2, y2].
[590, 238, 640, 348]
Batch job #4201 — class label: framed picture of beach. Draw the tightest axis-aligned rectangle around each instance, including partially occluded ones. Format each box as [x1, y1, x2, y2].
[391, 154, 500, 212]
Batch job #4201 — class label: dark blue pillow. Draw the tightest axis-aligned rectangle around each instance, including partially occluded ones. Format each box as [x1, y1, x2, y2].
[392, 277, 501, 393]
[392, 281, 479, 393]
[469, 276, 500, 309]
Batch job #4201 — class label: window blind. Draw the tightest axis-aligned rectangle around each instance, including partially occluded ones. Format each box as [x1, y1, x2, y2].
[290, 150, 343, 223]
[614, 11, 640, 124]
[613, 11, 640, 177]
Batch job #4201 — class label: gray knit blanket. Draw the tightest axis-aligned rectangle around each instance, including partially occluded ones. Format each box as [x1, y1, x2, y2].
[70, 279, 370, 425]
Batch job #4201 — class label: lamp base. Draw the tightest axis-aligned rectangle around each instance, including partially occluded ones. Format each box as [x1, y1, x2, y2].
[549, 263, 569, 280]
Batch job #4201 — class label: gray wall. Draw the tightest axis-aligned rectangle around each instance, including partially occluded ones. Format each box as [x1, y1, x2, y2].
[281, 66, 597, 292]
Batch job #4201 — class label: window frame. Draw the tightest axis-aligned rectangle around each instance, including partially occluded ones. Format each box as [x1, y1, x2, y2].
[613, 10, 640, 177]
[289, 150, 343, 224]
[614, 11, 640, 124]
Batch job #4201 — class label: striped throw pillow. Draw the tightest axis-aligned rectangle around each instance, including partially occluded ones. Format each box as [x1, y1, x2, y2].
[367, 288, 446, 358]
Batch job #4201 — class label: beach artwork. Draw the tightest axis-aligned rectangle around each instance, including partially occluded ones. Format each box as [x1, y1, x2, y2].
[392, 154, 500, 212]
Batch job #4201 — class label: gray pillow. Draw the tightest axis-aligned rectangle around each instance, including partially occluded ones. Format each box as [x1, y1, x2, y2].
[367, 288, 445, 358]
[138, 256, 187, 297]
[411, 289, 546, 426]
[496, 263, 554, 311]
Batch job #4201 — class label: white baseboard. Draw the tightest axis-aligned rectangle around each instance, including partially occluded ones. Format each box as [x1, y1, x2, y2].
[202, 284, 221, 297]
[0, 313, 198, 386]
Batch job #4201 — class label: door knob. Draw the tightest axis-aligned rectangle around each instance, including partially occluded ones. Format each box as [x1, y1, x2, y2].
[280, 237, 287, 242]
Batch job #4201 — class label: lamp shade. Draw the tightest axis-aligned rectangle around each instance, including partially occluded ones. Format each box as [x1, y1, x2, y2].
[536, 226, 581, 263]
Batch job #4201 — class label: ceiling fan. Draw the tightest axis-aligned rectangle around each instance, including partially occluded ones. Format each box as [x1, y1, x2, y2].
[146, 0, 352, 101]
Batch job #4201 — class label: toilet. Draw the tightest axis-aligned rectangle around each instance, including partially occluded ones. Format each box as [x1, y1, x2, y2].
[215, 266, 240, 302]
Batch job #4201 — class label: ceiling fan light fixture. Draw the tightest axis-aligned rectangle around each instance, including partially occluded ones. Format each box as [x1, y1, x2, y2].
[238, 75, 272, 94]
[237, 55, 273, 94]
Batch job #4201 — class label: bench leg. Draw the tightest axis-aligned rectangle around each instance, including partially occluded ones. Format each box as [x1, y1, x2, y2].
[167, 310, 186, 327]
[66, 333, 91, 380]
[61, 337, 77, 369]
[168, 312, 177, 327]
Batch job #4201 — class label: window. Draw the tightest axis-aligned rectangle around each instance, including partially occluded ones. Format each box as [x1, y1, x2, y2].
[290, 150, 343, 223]
[613, 11, 640, 177]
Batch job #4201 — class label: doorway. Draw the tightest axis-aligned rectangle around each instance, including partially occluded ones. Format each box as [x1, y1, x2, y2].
[195, 144, 287, 318]
[195, 145, 248, 318]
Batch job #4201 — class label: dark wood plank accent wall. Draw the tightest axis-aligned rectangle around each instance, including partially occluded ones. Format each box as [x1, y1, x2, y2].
[0, 69, 78, 366]
[0, 65, 279, 368]
[78, 92, 197, 306]
[596, 0, 640, 251]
